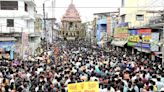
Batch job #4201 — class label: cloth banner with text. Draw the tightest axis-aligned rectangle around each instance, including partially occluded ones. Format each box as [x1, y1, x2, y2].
[68, 82, 99, 92]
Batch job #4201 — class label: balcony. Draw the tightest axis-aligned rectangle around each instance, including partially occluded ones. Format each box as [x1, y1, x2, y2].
[149, 16, 164, 25]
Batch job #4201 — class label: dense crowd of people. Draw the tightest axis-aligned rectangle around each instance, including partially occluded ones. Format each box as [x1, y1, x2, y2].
[0, 40, 164, 92]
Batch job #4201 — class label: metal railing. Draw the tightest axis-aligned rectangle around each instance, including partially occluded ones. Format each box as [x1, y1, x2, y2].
[149, 16, 164, 25]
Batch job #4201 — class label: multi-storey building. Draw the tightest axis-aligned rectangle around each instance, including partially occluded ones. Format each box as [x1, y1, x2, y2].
[119, 0, 159, 28]
[0, 0, 38, 59]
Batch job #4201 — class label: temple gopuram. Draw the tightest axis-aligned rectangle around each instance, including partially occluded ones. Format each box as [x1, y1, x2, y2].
[59, 0, 85, 40]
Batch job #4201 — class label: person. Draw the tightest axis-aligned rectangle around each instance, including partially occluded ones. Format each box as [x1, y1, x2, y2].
[156, 77, 163, 91]
[0, 40, 163, 92]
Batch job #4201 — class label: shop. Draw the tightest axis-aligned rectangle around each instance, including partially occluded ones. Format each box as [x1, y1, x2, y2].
[0, 42, 15, 60]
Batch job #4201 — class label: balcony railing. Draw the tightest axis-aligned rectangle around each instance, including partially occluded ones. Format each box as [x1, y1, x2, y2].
[149, 16, 164, 25]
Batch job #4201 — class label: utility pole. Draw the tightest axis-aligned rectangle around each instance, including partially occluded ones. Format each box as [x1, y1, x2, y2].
[51, 0, 56, 42]
[43, 3, 48, 50]
[162, 26, 164, 67]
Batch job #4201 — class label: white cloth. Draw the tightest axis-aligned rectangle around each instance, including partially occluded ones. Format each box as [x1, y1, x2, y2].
[10, 78, 15, 85]
[109, 87, 115, 92]
[99, 88, 107, 92]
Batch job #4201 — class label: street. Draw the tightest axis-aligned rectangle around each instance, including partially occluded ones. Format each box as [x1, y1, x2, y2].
[0, 39, 163, 92]
[0, 0, 164, 92]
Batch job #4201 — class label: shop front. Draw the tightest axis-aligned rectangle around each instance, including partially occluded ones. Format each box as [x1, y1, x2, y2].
[0, 42, 15, 60]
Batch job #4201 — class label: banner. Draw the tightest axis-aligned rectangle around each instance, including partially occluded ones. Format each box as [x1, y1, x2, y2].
[128, 29, 151, 48]
[22, 32, 29, 58]
[151, 33, 159, 51]
[138, 29, 151, 43]
[68, 82, 99, 92]
[107, 16, 111, 36]
[128, 35, 151, 43]
[128, 29, 151, 43]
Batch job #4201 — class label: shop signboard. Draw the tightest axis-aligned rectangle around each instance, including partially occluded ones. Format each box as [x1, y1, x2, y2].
[128, 29, 138, 43]
[0, 42, 15, 50]
[128, 29, 151, 49]
[114, 22, 129, 39]
[138, 29, 151, 44]
[114, 27, 129, 39]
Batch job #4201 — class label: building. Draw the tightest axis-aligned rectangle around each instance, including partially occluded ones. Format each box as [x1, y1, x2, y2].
[59, 1, 85, 40]
[94, 14, 107, 47]
[94, 12, 119, 48]
[120, 0, 158, 28]
[115, 0, 164, 63]
[143, 12, 164, 66]
[0, 0, 37, 59]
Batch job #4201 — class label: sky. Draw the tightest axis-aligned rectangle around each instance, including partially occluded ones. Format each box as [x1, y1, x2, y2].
[35, 0, 121, 22]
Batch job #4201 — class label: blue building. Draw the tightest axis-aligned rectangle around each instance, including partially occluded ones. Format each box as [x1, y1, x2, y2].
[96, 16, 107, 46]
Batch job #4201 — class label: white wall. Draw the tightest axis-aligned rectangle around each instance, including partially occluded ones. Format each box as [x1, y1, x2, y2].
[0, 0, 35, 33]
[0, 0, 40, 57]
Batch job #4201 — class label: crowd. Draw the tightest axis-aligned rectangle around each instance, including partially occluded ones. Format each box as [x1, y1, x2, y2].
[0, 40, 164, 92]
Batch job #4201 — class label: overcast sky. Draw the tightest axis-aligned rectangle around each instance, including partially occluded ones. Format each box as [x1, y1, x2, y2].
[35, 0, 121, 22]
[34, 0, 164, 22]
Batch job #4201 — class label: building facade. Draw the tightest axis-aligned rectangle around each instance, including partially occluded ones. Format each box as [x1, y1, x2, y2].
[0, 0, 37, 59]
[120, 0, 159, 28]
[95, 15, 107, 47]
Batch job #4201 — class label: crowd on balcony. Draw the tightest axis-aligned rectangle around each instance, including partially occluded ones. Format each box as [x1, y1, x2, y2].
[0, 40, 164, 92]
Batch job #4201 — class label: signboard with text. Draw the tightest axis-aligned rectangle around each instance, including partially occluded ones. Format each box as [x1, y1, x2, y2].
[151, 33, 159, 51]
[128, 29, 151, 49]
[68, 82, 99, 92]
[114, 27, 129, 39]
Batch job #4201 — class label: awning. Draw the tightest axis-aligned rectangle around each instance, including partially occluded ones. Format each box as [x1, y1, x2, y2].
[134, 47, 151, 53]
[111, 40, 128, 47]
[0, 37, 17, 41]
[29, 33, 40, 37]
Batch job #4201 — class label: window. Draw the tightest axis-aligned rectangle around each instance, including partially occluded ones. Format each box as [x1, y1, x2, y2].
[7, 19, 14, 27]
[0, 1, 18, 10]
[136, 15, 144, 21]
[25, 3, 28, 12]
